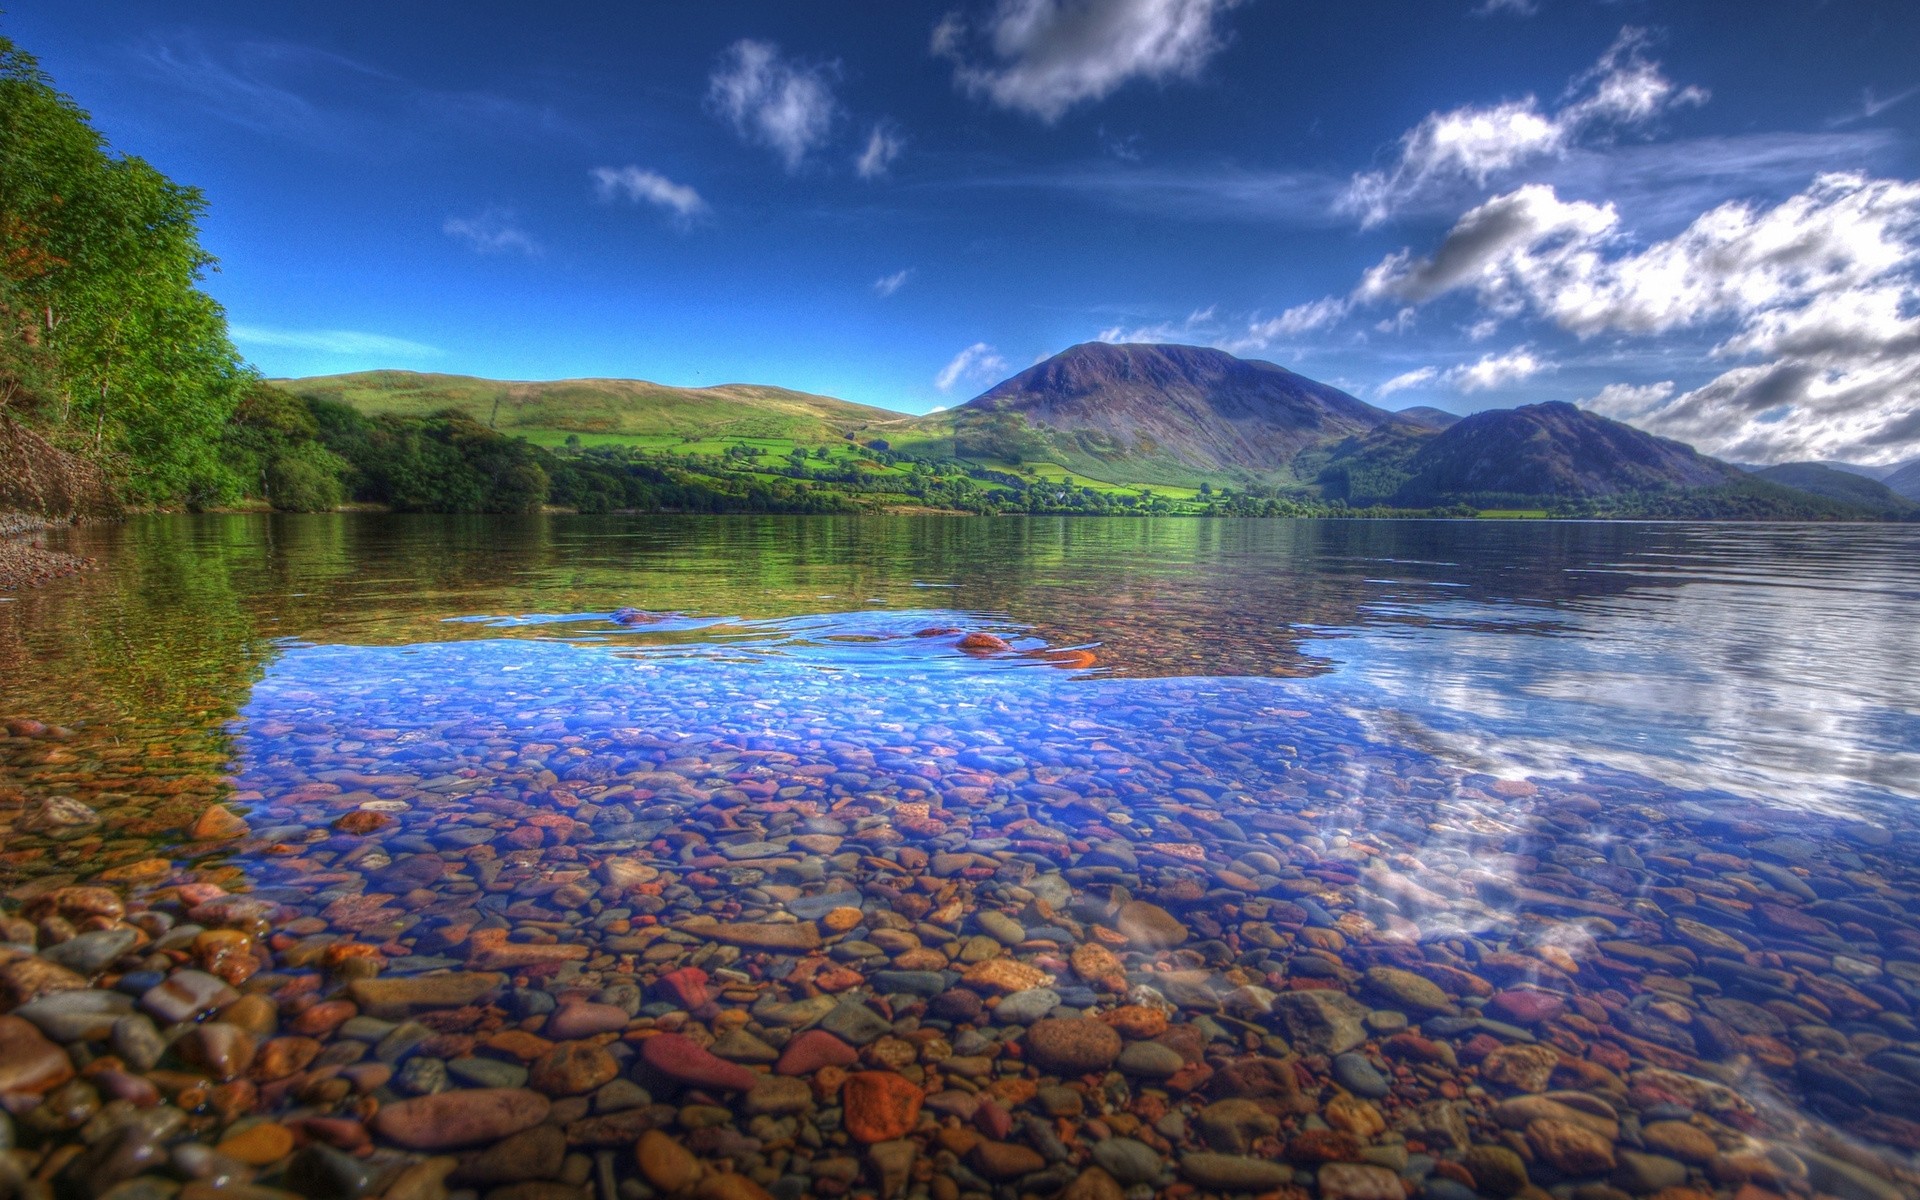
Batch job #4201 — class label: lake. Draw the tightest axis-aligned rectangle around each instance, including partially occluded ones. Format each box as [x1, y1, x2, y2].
[2, 514, 1918, 1200]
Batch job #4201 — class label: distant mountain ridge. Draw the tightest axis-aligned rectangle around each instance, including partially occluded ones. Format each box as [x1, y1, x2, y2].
[283, 347, 1909, 518]
[889, 342, 1396, 485]
[1395, 406, 1460, 431]
[1748, 463, 1917, 515]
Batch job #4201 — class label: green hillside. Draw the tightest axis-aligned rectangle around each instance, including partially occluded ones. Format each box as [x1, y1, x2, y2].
[272, 371, 906, 447]
[1750, 462, 1918, 516]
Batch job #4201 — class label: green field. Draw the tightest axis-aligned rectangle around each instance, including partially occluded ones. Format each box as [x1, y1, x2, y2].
[273, 371, 1218, 501]
[273, 371, 905, 445]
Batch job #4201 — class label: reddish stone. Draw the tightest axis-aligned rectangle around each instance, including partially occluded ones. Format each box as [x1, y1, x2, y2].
[547, 999, 631, 1039]
[331, 811, 394, 836]
[1383, 1033, 1448, 1063]
[291, 1000, 358, 1037]
[1286, 1130, 1363, 1165]
[638, 1032, 757, 1092]
[655, 966, 711, 1010]
[0, 1015, 74, 1096]
[775, 1029, 859, 1076]
[843, 1071, 923, 1143]
[1490, 990, 1567, 1026]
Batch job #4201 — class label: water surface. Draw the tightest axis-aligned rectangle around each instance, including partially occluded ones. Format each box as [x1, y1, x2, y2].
[4, 514, 1919, 1189]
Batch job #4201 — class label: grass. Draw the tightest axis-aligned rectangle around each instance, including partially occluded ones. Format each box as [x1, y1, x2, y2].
[278, 371, 1242, 504]
[1476, 509, 1552, 519]
[273, 370, 904, 446]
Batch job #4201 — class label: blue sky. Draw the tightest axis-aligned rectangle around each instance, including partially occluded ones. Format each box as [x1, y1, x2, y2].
[9, 1, 1920, 463]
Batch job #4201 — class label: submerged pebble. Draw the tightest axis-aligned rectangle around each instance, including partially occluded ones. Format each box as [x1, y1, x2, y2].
[0, 606, 1916, 1200]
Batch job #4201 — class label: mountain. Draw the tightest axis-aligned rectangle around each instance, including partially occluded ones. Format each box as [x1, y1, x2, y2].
[274, 371, 901, 445]
[1322, 401, 1745, 506]
[887, 342, 1394, 485]
[1883, 460, 1920, 501]
[1395, 406, 1460, 431]
[1752, 463, 1918, 515]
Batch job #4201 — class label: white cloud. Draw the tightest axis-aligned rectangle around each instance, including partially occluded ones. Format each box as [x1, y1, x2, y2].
[231, 326, 440, 358]
[1341, 27, 1706, 227]
[1095, 300, 1355, 356]
[1377, 367, 1438, 397]
[934, 0, 1243, 123]
[708, 40, 837, 171]
[856, 124, 904, 179]
[1578, 380, 1675, 420]
[1472, 0, 1537, 15]
[1376, 348, 1547, 397]
[442, 208, 540, 256]
[1272, 296, 1350, 336]
[1357, 172, 1920, 463]
[1356, 184, 1619, 306]
[935, 342, 1010, 391]
[1829, 84, 1920, 129]
[591, 166, 707, 223]
[874, 269, 912, 297]
[1452, 347, 1547, 391]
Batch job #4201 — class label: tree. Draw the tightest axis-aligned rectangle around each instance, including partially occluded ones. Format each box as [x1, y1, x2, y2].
[0, 35, 246, 504]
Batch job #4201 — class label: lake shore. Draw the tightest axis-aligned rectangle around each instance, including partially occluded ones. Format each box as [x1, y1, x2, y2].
[0, 512, 93, 590]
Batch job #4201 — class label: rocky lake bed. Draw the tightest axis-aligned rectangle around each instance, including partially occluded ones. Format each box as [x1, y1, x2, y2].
[2, 602, 1919, 1200]
[0, 515, 1916, 1200]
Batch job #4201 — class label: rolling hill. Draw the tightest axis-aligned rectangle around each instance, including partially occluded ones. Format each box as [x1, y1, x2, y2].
[1319, 401, 1747, 506]
[1395, 405, 1461, 431]
[273, 371, 903, 447]
[882, 342, 1395, 486]
[1883, 459, 1920, 501]
[1750, 462, 1918, 515]
[275, 351, 1907, 518]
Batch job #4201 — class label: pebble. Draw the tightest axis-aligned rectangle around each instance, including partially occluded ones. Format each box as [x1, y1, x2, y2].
[1179, 1153, 1293, 1190]
[372, 1088, 551, 1150]
[1115, 1040, 1184, 1078]
[636, 1129, 702, 1193]
[5, 596, 1920, 1200]
[1024, 1018, 1122, 1075]
[639, 1032, 758, 1092]
[139, 970, 236, 1023]
[1332, 1051, 1391, 1098]
[842, 1072, 923, 1143]
[1090, 1139, 1164, 1186]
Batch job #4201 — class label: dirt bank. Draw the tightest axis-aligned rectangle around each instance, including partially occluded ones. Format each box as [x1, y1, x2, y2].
[0, 418, 116, 589]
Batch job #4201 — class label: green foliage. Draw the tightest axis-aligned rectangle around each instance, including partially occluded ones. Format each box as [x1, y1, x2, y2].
[264, 443, 348, 513]
[315, 406, 549, 514]
[0, 34, 246, 505]
[1552, 477, 1903, 521]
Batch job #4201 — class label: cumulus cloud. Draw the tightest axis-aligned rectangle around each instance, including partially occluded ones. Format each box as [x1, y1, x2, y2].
[936, 342, 1010, 391]
[934, 0, 1243, 123]
[1356, 184, 1619, 306]
[1365, 172, 1920, 463]
[1341, 28, 1706, 227]
[442, 208, 540, 257]
[874, 269, 912, 297]
[591, 166, 707, 223]
[856, 124, 904, 179]
[1452, 347, 1547, 391]
[1376, 348, 1547, 397]
[708, 39, 837, 170]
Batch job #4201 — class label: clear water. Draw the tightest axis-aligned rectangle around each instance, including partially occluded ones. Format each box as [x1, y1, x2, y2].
[5, 514, 1920, 1178]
